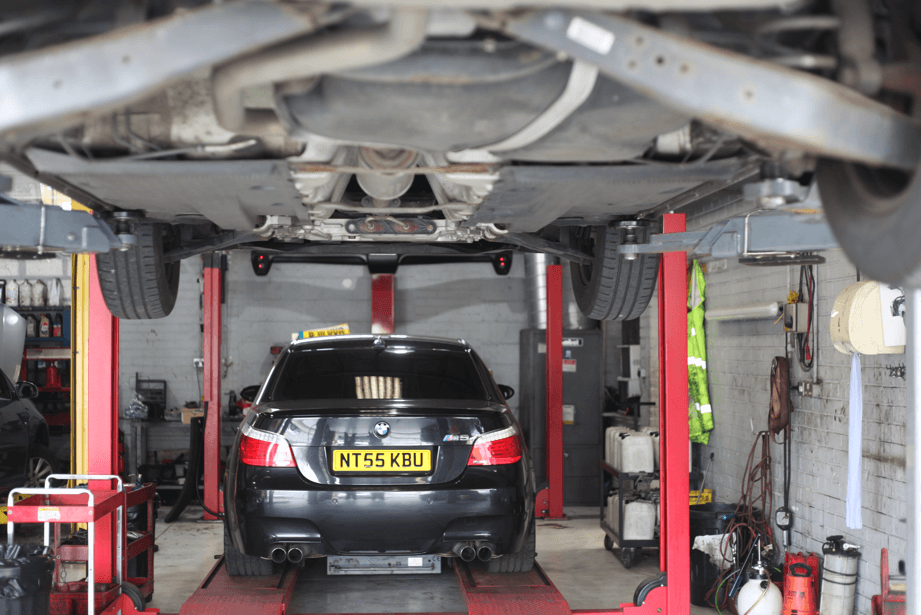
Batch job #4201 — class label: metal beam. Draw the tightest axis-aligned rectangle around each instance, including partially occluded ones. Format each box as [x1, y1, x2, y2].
[658, 213, 690, 614]
[907, 288, 921, 615]
[545, 265, 565, 520]
[619, 211, 839, 258]
[371, 274, 395, 334]
[506, 10, 921, 171]
[0, 197, 123, 255]
[202, 254, 223, 520]
[0, 2, 320, 141]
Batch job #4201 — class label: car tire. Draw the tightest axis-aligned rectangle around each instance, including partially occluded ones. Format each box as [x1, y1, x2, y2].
[486, 522, 535, 573]
[818, 159, 921, 287]
[96, 223, 180, 320]
[223, 524, 275, 577]
[25, 445, 58, 488]
[568, 224, 659, 321]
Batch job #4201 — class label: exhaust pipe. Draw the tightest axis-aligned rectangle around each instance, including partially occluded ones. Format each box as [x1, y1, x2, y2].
[287, 546, 305, 564]
[452, 542, 476, 563]
[270, 546, 288, 564]
[476, 542, 496, 562]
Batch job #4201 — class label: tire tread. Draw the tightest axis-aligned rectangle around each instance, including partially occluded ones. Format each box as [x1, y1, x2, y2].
[224, 525, 274, 577]
[96, 223, 179, 319]
[571, 225, 659, 321]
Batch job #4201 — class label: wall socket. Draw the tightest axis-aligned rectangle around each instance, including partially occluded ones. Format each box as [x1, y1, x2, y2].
[192, 358, 204, 368]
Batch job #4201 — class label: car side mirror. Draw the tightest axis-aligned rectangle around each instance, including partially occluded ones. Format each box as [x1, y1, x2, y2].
[498, 385, 515, 401]
[17, 381, 39, 399]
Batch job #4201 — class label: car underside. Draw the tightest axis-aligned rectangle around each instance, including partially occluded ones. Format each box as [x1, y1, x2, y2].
[0, 0, 919, 319]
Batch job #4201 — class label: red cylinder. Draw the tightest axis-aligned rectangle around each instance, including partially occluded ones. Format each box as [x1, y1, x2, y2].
[782, 563, 819, 615]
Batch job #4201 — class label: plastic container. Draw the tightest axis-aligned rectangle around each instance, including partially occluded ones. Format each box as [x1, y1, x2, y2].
[820, 536, 859, 615]
[5, 280, 19, 307]
[18, 282, 31, 308]
[623, 500, 656, 540]
[737, 569, 783, 615]
[0, 544, 54, 615]
[620, 433, 654, 473]
[31, 281, 46, 307]
[606, 493, 656, 541]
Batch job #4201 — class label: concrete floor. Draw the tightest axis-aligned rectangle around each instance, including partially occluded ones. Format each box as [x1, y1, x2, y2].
[151, 505, 711, 614]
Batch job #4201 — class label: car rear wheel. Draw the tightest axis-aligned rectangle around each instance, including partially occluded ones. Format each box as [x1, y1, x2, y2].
[486, 522, 535, 573]
[96, 222, 180, 320]
[26, 445, 57, 488]
[568, 224, 659, 321]
[818, 159, 921, 287]
[223, 525, 275, 577]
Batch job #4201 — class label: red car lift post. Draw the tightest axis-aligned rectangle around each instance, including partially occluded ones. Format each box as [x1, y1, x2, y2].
[87, 255, 120, 585]
[371, 273, 395, 334]
[545, 264, 566, 519]
[203, 254, 224, 519]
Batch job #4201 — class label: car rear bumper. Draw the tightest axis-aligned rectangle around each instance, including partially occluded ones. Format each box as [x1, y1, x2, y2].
[230, 468, 533, 558]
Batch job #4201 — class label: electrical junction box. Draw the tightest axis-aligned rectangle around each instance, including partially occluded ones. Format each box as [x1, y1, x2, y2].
[783, 303, 809, 333]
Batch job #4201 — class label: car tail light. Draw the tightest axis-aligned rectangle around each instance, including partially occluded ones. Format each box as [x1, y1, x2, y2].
[467, 426, 522, 466]
[240, 423, 295, 468]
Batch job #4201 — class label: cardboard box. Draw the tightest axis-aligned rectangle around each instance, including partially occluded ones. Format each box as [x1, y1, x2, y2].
[181, 407, 204, 424]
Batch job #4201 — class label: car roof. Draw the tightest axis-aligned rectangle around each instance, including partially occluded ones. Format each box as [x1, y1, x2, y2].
[287, 334, 471, 352]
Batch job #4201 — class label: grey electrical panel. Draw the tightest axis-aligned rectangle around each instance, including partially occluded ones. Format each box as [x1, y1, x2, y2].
[519, 328, 603, 505]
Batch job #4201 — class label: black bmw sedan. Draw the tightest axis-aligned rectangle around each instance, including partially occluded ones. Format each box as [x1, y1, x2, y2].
[223, 335, 535, 576]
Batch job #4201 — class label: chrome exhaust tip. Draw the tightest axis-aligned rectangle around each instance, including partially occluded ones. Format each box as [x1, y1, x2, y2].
[476, 542, 495, 562]
[270, 546, 287, 564]
[453, 542, 476, 563]
[287, 546, 305, 564]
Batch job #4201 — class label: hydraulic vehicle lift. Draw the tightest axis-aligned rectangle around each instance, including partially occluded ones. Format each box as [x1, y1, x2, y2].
[32, 214, 690, 615]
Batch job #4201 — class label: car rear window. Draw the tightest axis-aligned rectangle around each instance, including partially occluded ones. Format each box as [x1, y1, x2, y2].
[267, 347, 489, 401]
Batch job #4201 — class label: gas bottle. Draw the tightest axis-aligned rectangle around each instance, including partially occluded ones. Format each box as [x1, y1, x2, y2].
[820, 536, 859, 615]
[736, 568, 783, 615]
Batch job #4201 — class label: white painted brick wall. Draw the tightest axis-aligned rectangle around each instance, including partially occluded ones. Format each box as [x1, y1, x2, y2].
[640, 249, 905, 614]
[118, 258, 204, 412]
[119, 253, 530, 418]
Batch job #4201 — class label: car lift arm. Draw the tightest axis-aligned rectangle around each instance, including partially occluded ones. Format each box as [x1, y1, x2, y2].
[504, 9, 921, 171]
[0, 195, 125, 255]
[619, 210, 839, 259]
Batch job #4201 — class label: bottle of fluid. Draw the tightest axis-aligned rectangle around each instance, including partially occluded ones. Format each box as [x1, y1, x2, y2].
[39, 313, 51, 337]
[5, 280, 19, 307]
[52, 313, 63, 337]
[25, 314, 37, 338]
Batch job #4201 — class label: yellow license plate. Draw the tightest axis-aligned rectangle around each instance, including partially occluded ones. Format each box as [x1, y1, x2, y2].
[332, 449, 432, 473]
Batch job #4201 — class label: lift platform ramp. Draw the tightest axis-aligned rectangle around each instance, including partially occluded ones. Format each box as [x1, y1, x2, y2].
[173, 557, 663, 615]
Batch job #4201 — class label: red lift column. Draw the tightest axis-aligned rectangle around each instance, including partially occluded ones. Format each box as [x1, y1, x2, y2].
[371, 274, 395, 334]
[545, 264, 565, 519]
[86, 255, 120, 584]
[658, 214, 691, 614]
[203, 254, 223, 519]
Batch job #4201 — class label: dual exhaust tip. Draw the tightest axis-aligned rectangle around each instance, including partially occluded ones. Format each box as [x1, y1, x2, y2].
[273, 541, 493, 565]
[270, 544, 310, 564]
[453, 541, 495, 562]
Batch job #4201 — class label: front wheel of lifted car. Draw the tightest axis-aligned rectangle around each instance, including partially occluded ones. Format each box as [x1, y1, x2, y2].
[486, 522, 535, 573]
[568, 224, 659, 321]
[223, 525, 275, 577]
[819, 159, 921, 287]
[96, 222, 180, 319]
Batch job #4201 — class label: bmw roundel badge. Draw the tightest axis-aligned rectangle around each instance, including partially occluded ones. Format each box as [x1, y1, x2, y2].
[373, 421, 390, 438]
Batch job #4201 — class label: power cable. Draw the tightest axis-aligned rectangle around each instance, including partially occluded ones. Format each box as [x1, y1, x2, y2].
[797, 265, 815, 371]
